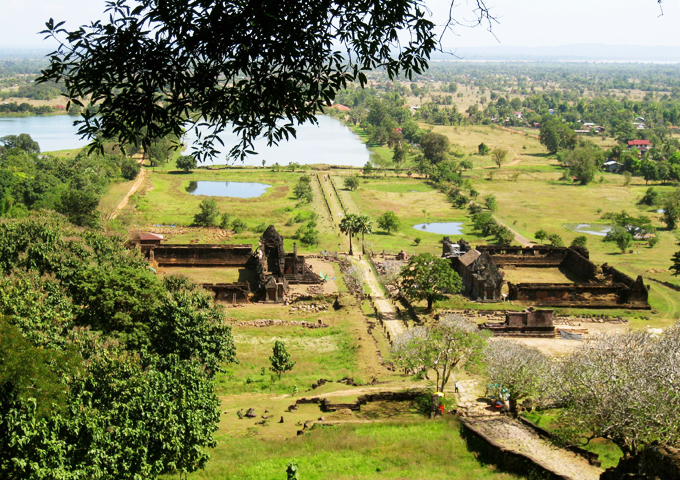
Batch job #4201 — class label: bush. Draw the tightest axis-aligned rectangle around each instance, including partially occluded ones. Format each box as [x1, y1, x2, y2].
[253, 222, 268, 233]
[535, 229, 548, 243]
[176, 155, 197, 172]
[344, 176, 360, 190]
[414, 237, 421, 245]
[193, 198, 220, 227]
[219, 212, 231, 230]
[648, 236, 659, 248]
[571, 235, 588, 248]
[231, 218, 247, 233]
[547, 233, 564, 247]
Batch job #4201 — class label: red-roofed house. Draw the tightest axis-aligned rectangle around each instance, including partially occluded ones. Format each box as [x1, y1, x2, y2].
[628, 140, 651, 153]
[330, 104, 351, 112]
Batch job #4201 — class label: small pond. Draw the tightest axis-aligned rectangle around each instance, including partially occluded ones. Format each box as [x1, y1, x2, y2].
[186, 181, 271, 197]
[572, 223, 612, 237]
[413, 222, 464, 235]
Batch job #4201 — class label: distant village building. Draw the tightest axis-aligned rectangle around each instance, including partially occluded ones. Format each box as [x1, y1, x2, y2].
[603, 160, 622, 173]
[628, 139, 651, 153]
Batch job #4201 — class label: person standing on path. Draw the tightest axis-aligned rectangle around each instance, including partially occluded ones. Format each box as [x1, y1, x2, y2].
[454, 382, 459, 393]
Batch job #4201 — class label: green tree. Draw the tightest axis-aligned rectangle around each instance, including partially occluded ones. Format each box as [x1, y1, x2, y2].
[420, 132, 450, 165]
[270, 340, 295, 379]
[293, 176, 313, 203]
[377, 211, 400, 234]
[564, 144, 602, 185]
[661, 189, 680, 230]
[571, 235, 588, 248]
[57, 188, 100, 228]
[344, 176, 360, 190]
[219, 212, 231, 230]
[400, 253, 462, 311]
[0, 133, 40, 153]
[494, 226, 514, 245]
[547, 233, 564, 247]
[120, 156, 141, 180]
[340, 213, 360, 256]
[640, 159, 659, 185]
[535, 229, 548, 243]
[606, 226, 633, 253]
[484, 194, 498, 213]
[355, 215, 373, 255]
[176, 155, 197, 172]
[491, 147, 508, 168]
[193, 198, 220, 227]
[231, 218, 248, 233]
[40, 0, 459, 161]
[478, 142, 490, 156]
[539, 118, 577, 154]
[363, 162, 374, 177]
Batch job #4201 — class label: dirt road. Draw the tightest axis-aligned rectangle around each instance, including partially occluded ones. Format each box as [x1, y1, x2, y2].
[110, 167, 146, 220]
[493, 215, 535, 247]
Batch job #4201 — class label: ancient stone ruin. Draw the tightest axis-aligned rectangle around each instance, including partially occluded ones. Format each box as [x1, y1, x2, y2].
[136, 226, 323, 303]
[480, 309, 556, 338]
[442, 239, 650, 309]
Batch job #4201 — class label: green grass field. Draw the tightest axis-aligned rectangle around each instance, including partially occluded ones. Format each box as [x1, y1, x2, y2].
[161, 418, 524, 480]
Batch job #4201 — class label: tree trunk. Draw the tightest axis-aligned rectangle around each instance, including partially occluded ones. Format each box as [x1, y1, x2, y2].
[509, 397, 518, 417]
[348, 234, 353, 256]
[426, 296, 433, 312]
[361, 233, 365, 255]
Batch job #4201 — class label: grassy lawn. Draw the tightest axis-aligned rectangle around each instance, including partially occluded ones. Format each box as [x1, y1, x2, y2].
[336, 175, 488, 254]
[99, 177, 139, 218]
[161, 418, 524, 480]
[128, 169, 340, 254]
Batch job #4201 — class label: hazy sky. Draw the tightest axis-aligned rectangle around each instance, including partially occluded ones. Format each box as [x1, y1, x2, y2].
[1, 0, 678, 49]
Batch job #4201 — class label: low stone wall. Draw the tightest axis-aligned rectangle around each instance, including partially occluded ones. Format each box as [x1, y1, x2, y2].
[232, 319, 327, 329]
[458, 418, 573, 480]
[508, 283, 650, 309]
[142, 244, 253, 266]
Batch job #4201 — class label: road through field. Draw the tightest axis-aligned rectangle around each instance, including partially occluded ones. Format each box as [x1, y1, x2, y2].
[110, 167, 146, 220]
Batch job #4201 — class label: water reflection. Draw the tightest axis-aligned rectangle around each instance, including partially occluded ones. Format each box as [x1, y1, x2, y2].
[186, 181, 271, 198]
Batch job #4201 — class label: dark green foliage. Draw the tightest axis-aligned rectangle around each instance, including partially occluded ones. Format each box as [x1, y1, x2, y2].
[293, 176, 313, 203]
[494, 226, 514, 245]
[605, 226, 633, 253]
[472, 212, 498, 237]
[120, 156, 141, 180]
[219, 212, 231, 230]
[564, 144, 603, 185]
[547, 233, 565, 247]
[176, 155, 197, 172]
[344, 176, 360, 190]
[40, 0, 442, 161]
[639, 187, 660, 206]
[661, 189, 680, 230]
[484, 194, 498, 212]
[478, 142, 490, 156]
[270, 341, 295, 379]
[602, 211, 656, 237]
[57, 188, 100, 228]
[539, 118, 577, 154]
[0, 134, 40, 153]
[571, 235, 588, 248]
[420, 132, 450, 165]
[535, 229, 548, 243]
[231, 218, 248, 233]
[400, 253, 462, 311]
[193, 198, 220, 227]
[295, 220, 320, 246]
[0, 214, 236, 479]
[377, 211, 400, 234]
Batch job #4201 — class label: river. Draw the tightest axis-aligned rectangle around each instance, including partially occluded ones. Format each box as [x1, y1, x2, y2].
[0, 114, 372, 167]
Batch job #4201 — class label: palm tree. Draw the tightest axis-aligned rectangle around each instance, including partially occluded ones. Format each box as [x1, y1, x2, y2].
[340, 214, 360, 256]
[356, 215, 373, 255]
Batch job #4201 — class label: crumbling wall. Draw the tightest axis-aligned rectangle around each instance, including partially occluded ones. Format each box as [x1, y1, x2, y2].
[203, 282, 250, 303]
[508, 282, 649, 309]
[561, 249, 598, 281]
[477, 245, 568, 267]
[141, 244, 253, 267]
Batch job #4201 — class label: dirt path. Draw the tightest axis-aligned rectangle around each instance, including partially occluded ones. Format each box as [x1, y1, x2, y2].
[110, 167, 146, 220]
[493, 215, 535, 247]
[355, 257, 405, 341]
[469, 416, 603, 480]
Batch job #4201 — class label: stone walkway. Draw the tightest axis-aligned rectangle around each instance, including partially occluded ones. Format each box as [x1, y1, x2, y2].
[454, 379, 602, 480]
[356, 257, 405, 342]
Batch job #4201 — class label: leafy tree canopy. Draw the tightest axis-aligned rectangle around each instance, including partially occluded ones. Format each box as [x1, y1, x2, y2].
[400, 253, 462, 311]
[39, 0, 494, 161]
